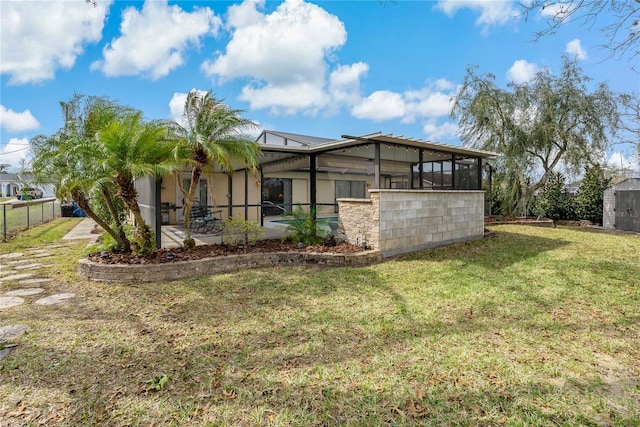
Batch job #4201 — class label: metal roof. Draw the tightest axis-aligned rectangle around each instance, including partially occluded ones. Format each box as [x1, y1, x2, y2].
[256, 130, 335, 147]
[257, 130, 497, 159]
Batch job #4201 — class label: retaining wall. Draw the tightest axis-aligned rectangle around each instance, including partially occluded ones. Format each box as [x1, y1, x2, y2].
[338, 190, 485, 258]
[77, 250, 382, 283]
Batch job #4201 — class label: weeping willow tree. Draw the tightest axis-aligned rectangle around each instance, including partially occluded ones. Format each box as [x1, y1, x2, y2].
[452, 57, 623, 215]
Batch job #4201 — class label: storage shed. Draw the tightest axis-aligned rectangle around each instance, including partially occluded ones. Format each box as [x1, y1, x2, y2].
[603, 178, 640, 232]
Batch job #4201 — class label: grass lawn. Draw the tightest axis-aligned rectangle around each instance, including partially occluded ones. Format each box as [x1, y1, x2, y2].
[1, 219, 639, 426]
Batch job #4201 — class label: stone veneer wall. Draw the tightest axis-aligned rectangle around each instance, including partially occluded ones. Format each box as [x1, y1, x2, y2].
[78, 250, 382, 283]
[338, 190, 485, 258]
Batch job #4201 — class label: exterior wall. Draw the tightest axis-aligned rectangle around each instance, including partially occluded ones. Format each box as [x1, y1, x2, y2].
[338, 190, 485, 258]
[603, 188, 616, 229]
[603, 178, 640, 230]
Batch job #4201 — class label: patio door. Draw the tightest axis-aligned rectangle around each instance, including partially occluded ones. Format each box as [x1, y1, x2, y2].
[176, 176, 209, 221]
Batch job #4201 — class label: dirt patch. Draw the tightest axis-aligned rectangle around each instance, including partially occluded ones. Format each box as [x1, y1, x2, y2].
[88, 239, 365, 265]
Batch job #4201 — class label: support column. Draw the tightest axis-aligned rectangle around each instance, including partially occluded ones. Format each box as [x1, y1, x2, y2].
[310, 154, 317, 219]
[419, 149, 424, 189]
[155, 177, 162, 248]
[374, 142, 381, 189]
[227, 174, 233, 218]
[244, 169, 249, 220]
[451, 154, 456, 189]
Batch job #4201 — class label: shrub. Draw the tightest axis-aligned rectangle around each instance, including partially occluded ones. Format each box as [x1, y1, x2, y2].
[574, 164, 611, 225]
[222, 216, 264, 247]
[534, 172, 575, 222]
[284, 205, 328, 245]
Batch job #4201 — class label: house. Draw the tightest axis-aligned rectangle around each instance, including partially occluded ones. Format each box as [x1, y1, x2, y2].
[0, 173, 55, 199]
[0, 174, 20, 198]
[156, 130, 495, 223]
[143, 130, 496, 256]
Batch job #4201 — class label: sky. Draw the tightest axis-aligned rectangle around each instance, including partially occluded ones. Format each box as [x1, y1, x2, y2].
[1, 0, 638, 174]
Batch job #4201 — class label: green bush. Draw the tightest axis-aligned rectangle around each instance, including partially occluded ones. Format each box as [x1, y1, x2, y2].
[533, 172, 575, 221]
[284, 205, 328, 245]
[222, 216, 264, 247]
[574, 164, 611, 225]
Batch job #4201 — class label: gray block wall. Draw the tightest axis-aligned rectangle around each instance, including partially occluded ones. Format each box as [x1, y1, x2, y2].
[338, 190, 485, 258]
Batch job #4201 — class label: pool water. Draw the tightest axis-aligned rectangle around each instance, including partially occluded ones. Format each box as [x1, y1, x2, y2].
[270, 216, 338, 225]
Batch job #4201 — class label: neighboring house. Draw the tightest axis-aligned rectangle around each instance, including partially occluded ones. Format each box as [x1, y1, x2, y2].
[154, 130, 496, 225]
[0, 174, 55, 199]
[0, 174, 19, 198]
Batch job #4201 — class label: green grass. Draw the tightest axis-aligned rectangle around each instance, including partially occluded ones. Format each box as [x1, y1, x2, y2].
[1, 223, 639, 426]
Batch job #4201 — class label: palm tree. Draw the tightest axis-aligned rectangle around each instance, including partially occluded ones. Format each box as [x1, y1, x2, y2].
[96, 111, 180, 253]
[172, 91, 261, 247]
[31, 96, 133, 251]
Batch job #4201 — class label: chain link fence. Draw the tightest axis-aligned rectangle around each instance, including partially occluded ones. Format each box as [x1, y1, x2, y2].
[1, 199, 61, 240]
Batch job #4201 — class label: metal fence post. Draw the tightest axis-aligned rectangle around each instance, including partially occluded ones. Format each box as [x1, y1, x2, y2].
[2, 204, 6, 240]
[42, 202, 44, 224]
[26, 204, 30, 229]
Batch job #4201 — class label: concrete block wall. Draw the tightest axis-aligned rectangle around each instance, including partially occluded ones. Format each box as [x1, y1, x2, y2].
[338, 190, 485, 258]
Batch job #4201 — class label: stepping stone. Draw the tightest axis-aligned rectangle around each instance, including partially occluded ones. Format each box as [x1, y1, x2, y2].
[26, 249, 49, 254]
[7, 259, 32, 265]
[0, 273, 33, 282]
[4, 288, 45, 296]
[44, 244, 72, 249]
[13, 263, 46, 271]
[19, 278, 53, 285]
[0, 347, 13, 361]
[30, 253, 53, 259]
[0, 324, 29, 341]
[0, 270, 16, 277]
[0, 253, 23, 259]
[34, 293, 75, 306]
[0, 297, 25, 309]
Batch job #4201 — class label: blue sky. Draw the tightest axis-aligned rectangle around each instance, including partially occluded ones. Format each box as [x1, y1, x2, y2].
[1, 0, 638, 173]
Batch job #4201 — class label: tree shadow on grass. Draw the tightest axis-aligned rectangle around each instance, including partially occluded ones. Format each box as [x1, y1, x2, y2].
[393, 229, 569, 270]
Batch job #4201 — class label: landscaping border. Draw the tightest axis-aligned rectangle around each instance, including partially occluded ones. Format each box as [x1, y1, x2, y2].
[77, 250, 382, 283]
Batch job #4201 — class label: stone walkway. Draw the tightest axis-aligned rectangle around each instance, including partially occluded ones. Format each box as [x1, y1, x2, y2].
[0, 242, 78, 361]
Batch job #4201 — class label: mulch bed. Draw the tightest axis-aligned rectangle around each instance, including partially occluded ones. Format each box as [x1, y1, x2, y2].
[89, 239, 365, 265]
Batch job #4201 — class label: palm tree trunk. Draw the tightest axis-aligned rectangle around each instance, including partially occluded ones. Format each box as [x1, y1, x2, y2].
[183, 163, 204, 241]
[118, 178, 154, 253]
[72, 190, 126, 251]
[99, 185, 131, 252]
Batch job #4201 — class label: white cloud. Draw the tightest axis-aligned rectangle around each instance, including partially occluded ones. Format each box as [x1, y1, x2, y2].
[608, 152, 640, 173]
[435, 0, 518, 31]
[226, 0, 266, 29]
[92, 0, 221, 80]
[202, 0, 354, 114]
[351, 79, 457, 123]
[539, 3, 570, 20]
[423, 120, 459, 141]
[351, 91, 406, 121]
[329, 62, 369, 106]
[507, 59, 538, 83]
[0, 0, 110, 85]
[566, 38, 587, 60]
[0, 138, 31, 170]
[0, 106, 40, 133]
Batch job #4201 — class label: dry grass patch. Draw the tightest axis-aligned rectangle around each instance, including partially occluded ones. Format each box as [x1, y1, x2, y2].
[0, 222, 639, 425]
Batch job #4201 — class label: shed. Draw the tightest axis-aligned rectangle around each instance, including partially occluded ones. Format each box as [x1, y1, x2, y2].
[603, 178, 640, 232]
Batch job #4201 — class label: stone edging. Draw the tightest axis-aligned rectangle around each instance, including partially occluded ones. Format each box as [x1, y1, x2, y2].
[77, 250, 382, 283]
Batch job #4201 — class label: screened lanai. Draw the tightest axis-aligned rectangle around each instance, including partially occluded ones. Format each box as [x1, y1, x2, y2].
[256, 130, 495, 221]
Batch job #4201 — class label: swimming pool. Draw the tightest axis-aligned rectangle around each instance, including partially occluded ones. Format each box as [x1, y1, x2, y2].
[270, 216, 338, 225]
